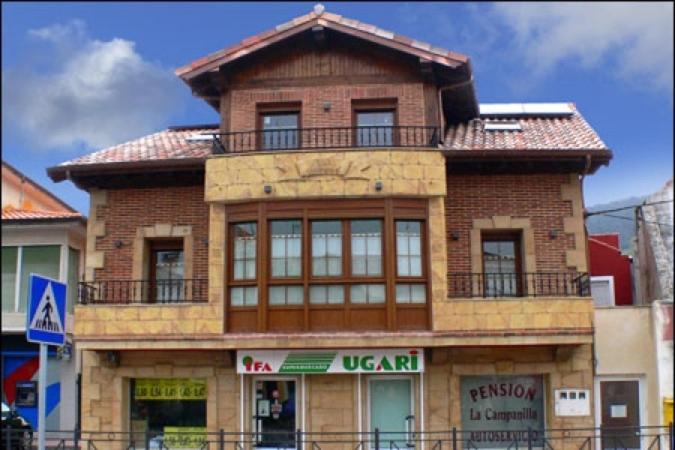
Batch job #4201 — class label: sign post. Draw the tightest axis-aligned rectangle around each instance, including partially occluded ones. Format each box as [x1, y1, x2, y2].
[26, 274, 67, 450]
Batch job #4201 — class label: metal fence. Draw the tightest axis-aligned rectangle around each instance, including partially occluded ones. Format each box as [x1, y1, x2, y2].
[210, 126, 440, 154]
[3, 425, 672, 450]
[78, 279, 208, 305]
[447, 272, 591, 298]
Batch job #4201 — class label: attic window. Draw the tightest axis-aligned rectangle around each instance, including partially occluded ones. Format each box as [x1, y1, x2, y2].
[484, 120, 522, 131]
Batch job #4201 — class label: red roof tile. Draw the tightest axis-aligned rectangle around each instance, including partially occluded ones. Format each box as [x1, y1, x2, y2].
[54, 126, 217, 167]
[2, 207, 84, 221]
[444, 106, 608, 151]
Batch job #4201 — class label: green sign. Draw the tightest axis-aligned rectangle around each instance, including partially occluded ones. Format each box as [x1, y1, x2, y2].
[238, 349, 424, 374]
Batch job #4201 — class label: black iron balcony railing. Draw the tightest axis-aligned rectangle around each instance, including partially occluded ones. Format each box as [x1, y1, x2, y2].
[209, 125, 440, 153]
[448, 272, 591, 298]
[78, 279, 208, 305]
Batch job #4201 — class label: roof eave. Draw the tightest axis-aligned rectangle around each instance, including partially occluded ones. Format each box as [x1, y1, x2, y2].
[442, 148, 613, 174]
[47, 157, 207, 183]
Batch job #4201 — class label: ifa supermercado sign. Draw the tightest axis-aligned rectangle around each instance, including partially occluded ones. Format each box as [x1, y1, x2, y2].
[237, 349, 424, 374]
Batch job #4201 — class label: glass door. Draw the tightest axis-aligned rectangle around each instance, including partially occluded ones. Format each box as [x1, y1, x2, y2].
[254, 379, 296, 448]
[369, 378, 413, 448]
[149, 240, 184, 303]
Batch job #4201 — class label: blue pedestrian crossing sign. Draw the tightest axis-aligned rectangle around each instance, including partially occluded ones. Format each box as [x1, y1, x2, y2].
[26, 274, 67, 346]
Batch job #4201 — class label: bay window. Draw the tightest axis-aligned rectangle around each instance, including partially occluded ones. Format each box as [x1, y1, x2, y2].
[226, 199, 428, 332]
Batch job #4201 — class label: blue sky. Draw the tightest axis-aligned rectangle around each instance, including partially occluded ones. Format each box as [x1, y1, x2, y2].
[2, 2, 673, 215]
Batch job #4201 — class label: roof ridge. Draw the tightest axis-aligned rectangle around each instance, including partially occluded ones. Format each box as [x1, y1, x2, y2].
[176, 5, 467, 78]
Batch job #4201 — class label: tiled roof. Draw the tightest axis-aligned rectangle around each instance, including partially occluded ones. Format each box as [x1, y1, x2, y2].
[2, 206, 84, 221]
[55, 126, 217, 167]
[444, 105, 608, 151]
[176, 6, 468, 79]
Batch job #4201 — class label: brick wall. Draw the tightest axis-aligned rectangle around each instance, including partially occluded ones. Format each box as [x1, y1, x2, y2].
[94, 185, 209, 281]
[227, 83, 428, 133]
[445, 173, 577, 275]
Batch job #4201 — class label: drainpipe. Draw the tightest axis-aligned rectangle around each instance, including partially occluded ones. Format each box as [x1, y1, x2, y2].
[437, 77, 475, 144]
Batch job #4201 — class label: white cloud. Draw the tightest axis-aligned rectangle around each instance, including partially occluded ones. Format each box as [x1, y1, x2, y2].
[3, 20, 183, 151]
[492, 2, 674, 93]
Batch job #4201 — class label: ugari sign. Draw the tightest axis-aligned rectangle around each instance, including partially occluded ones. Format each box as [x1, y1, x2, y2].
[237, 349, 424, 374]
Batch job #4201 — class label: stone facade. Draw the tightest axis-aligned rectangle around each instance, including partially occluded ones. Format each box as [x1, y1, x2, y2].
[80, 345, 594, 449]
[205, 148, 446, 202]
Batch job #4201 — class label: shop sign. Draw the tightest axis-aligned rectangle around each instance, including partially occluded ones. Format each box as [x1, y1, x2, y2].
[163, 427, 206, 449]
[237, 349, 424, 374]
[461, 375, 545, 449]
[134, 379, 207, 400]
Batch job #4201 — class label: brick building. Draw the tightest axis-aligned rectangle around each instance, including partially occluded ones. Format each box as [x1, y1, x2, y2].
[47, 6, 614, 449]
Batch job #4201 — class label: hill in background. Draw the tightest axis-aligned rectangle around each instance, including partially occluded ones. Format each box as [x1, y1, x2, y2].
[586, 196, 646, 254]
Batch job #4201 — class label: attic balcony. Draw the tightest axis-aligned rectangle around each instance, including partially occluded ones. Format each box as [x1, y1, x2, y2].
[209, 126, 440, 154]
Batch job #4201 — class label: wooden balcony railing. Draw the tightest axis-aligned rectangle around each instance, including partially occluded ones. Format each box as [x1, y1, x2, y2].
[78, 279, 208, 305]
[209, 126, 440, 154]
[448, 272, 591, 298]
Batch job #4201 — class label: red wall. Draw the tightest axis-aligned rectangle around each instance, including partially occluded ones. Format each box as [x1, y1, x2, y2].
[588, 233, 633, 305]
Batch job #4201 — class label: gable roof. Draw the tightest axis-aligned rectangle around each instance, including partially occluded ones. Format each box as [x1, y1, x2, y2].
[2, 160, 81, 214]
[176, 6, 468, 82]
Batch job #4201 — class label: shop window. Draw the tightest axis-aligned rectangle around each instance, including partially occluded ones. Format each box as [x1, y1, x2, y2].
[130, 378, 206, 443]
[311, 221, 342, 277]
[351, 220, 382, 276]
[149, 240, 184, 303]
[481, 232, 523, 297]
[369, 378, 412, 446]
[270, 220, 302, 278]
[460, 375, 545, 448]
[254, 380, 296, 447]
[2, 246, 18, 312]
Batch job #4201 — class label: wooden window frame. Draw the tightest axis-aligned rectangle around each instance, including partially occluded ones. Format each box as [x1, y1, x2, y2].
[394, 219, 428, 306]
[480, 230, 524, 297]
[228, 222, 259, 311]
[148, 239, 184, 303]
[224, 198, 429, 332]
[257, 102, 302, 151]
[352, 98, 398, 147]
